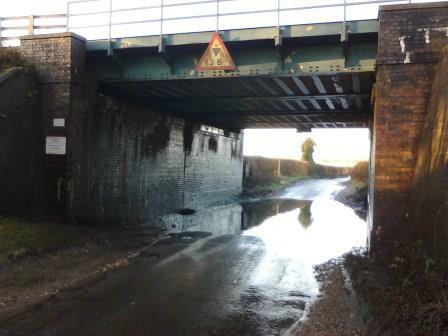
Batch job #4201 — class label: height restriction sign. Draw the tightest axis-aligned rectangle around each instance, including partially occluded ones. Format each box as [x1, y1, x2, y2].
[196, 32, 236, 71]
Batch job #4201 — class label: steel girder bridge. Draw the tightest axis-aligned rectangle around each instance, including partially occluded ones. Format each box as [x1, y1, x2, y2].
[88, 19, 376, 132]
[3, 0, 389, 131]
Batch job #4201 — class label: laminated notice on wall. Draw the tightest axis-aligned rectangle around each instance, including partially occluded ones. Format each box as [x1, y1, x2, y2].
[45, 136, 66, 155]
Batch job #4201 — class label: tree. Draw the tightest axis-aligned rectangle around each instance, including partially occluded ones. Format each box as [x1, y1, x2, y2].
[301, 137, 316, 164]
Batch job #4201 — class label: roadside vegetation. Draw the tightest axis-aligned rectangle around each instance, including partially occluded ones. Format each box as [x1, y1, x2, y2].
[0, 217, 83, 257]
[0, 48, 27, 72]
[336, 161, 369, 218]
[243, 175, 308, 197]
[345, 245, 448, 336]
[351, 161, 369, 185]
[243, 137, 350, 196]
[349, 161, 369, 203]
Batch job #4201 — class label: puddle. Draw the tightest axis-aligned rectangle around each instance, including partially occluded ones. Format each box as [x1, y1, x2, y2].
[165, 177, 368, 334]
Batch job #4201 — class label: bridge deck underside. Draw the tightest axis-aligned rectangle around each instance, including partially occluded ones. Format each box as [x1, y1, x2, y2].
[100, 72, 373, 131]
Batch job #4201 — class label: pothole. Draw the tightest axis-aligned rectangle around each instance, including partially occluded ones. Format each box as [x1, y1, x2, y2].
[175, 208, 197, 215]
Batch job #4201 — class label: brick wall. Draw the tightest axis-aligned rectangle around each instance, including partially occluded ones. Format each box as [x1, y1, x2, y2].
[411, 46, 448, 257]
[19, 33, 87, 213]
[16, 32, 243, 226]
[371, 2, 448, 247]
[68, 89, 185, 225]
[184, 129, 243, 209]
[0, 68, 42, 211]
[69, 89, 243, 225]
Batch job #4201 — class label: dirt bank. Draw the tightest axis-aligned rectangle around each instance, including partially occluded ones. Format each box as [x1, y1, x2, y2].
[336, 180, 368, 219]
[290, 259, 366, 336]
[344, 246, 448, 336]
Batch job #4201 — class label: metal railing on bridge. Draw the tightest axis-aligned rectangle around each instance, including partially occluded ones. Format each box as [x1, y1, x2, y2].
[0, 14, 67, 46]
[0, 0, 422, 47]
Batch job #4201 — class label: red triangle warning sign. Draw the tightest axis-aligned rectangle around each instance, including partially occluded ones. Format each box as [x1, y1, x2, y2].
[196, 32, 236, 71]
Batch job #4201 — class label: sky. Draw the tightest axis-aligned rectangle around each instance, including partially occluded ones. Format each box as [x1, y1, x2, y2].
[243, 128, 370, 167]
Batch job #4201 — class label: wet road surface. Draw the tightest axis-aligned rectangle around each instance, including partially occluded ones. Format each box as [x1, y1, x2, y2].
[1, 178, 367, 336]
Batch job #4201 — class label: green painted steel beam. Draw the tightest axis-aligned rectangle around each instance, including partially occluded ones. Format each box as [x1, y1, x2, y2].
[86, 20, 378, 51]
[89, 41, 377, 81]
[86, 19, 378, 82]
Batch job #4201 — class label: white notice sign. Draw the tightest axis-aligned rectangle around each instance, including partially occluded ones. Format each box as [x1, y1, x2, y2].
[53, 118, 65, 127]
[46, 136, 66, 155]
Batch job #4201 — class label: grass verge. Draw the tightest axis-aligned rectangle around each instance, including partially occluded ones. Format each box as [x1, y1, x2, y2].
[243, 175, 308, 196]
[0, 217, 83, 256]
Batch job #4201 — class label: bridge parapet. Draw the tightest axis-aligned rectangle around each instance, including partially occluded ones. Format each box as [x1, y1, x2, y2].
[377, 2, 448, 65]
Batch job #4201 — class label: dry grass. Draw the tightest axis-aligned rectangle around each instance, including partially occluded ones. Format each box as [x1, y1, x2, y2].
[345, 245, 448, 336]
[351, 161, 369, 184]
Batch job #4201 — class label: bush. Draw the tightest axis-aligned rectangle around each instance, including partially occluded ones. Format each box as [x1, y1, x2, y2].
[351, 161, 369, 184]
[345, 245, 448, 336]
[0, 48, 26, 72]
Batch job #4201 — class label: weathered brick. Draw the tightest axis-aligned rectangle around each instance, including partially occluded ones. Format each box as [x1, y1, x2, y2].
[15, 33, 243, 227]
[371, 2, 448, 249]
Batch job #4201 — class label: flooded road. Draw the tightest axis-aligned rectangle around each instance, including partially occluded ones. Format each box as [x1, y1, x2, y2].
[1, 178, 367, 336]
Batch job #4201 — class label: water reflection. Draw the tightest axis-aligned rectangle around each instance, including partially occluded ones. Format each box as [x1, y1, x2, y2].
[162, 178, 367, 334]
[241, 199, 312, 230]
[298, 203, 313, 229]
[171, 193, 366, 297]
[167, 199, 315, 236]
[163, 204, 243, 236]
[242, 198, 367, 298]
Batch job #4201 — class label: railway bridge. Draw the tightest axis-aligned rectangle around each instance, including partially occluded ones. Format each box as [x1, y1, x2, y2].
[1, 1, 448, 254]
